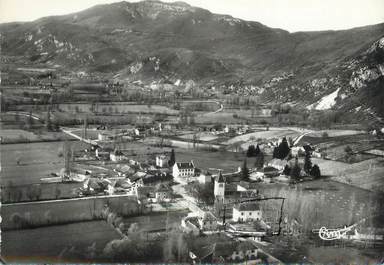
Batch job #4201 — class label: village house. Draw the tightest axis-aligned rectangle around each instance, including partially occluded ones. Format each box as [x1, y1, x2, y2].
[291, 146, 305, 157]
[189, 240, 260, 264]
[215, 241, 259, 262]
[233, 202, 262, 222]
[156, 155, 168, 168]
[249, 171, 265, 181]
[154, 183, 171, 202]
[198, 172, 212, 184]
[110, 149, 125, 162]
[181, 211, 218, 234]
[267, 158, 288, 171]
[198, 211, 218, 231]
[173, 161, 195, 179]
[95, 148, 110, 160]
[262, 166, 280, 177]
[98, 132, 109, 141]
[181, 216, 201, 235]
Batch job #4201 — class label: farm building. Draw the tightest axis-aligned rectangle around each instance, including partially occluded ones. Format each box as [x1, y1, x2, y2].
[172, 161, 195, 179]
[233, 202, 262, 222]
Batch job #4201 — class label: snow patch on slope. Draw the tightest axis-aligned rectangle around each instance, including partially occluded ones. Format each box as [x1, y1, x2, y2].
[307, 88, 341, 110]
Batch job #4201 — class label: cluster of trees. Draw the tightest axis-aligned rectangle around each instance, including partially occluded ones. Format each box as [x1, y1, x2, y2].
[185, 181, 215, 205]
[344, 145, 355, 162]
[246, 144, 260, 157]
[254, 151, 265, 169]
[102, 228, 188, 263]
[224, 95, 260, 107]
[283, 151, 321, 180]
[246, 145, 265, 169]
[273, 137, 291, 159]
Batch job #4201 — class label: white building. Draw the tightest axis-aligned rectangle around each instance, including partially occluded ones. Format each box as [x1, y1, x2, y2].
[267, 158, 288, 171]
[233, 203, 262, 222]
[250, 171, 265, 181]
[198, 173, 212, 184]
[215, 241, 259, 262]
[156, 155, 168, 168]
[154, 183, 171, 202]
[98, 133, 109, 141]
[172, 161, 195, 179]
[110, 149, 125, 162]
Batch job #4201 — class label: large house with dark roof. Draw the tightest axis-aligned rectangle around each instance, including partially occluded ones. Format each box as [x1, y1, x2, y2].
[189, 240, 260, 263]
[172, 160, 195, 178]
[233, 202, 262, 222]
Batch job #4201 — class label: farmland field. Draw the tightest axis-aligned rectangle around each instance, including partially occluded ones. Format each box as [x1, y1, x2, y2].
[0, 141, 88, 186]
[195, 112, 240, 124]
[307, 246, 384, 264]
[175, 149, 247, 173]
[57, 103, 178, 115]
[0, 129, 39, 141]
[123, 210, 189, 232]
[178, 132, 219, 142]
[2, 220, 120, 263]
[312, 157, 384, 191]
[0, 141, 65, 186]
[225, 129, 301, 145]
[308, 129, 365, 138]
[2, 195, 140, 230]
[254, 179, 381, 231]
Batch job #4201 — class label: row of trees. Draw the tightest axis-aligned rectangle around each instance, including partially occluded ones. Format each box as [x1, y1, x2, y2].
[3, 183, 43, 203]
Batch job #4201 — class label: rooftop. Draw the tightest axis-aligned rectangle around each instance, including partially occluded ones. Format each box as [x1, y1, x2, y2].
[214, 241, 257, 258]
[234, 202, 261, 211]
[201, 211, 217, 221]
[176, 161, 194, 169]
[217, 172, 225, 183]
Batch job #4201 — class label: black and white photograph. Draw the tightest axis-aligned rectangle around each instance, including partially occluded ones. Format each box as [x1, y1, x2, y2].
[1, 0, 384, 263]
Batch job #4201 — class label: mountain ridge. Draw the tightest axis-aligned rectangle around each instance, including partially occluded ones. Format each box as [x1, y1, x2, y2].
[1, 0, 384, 119]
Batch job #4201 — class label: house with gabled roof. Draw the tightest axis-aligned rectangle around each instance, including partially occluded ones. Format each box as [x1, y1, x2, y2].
[213, 241, 259, 263]
[198, 211, 218, 231]
[172, 160, 195, 179]
[233, 202, 262, 222]
[189, 240, 260, 264]
[110, 149, 126, 162]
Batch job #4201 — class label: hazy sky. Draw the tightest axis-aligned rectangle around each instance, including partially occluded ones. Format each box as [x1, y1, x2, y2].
[0, 0, 383, 32]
